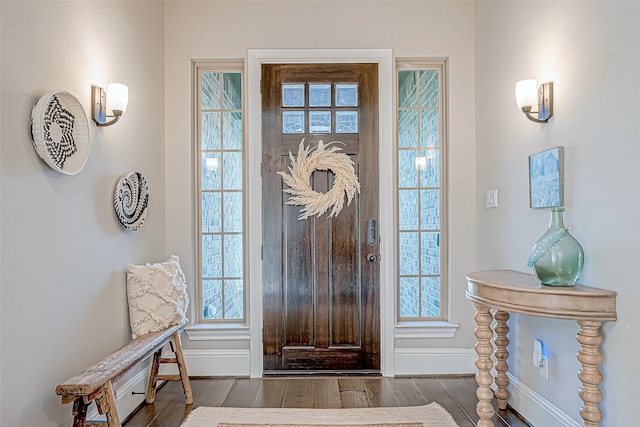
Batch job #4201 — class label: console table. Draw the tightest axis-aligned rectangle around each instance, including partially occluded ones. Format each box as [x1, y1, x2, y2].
[466, 269, 616, 427]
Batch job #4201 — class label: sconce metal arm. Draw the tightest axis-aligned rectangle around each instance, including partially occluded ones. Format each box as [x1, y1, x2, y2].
[521, 106, 550, 123]
[92, 85, 122, 127]
[521, 81, 553, 123]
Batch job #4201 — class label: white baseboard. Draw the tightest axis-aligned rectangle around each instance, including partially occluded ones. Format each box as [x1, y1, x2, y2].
[394, 348, 476, 375]
[85, 364, 150, 422]
[182, 348, 471, 377]
[507, 373, 581, 427]
[183, 349, 252, 376]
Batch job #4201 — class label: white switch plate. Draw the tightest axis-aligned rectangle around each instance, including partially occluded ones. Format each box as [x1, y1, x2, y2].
[485, 188, 498, 208]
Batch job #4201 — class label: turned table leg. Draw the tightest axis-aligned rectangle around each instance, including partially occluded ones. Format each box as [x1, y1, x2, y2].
[474, 302, 495, 427]
[494, 310, 510, 410]
[577, 320, 605, 427]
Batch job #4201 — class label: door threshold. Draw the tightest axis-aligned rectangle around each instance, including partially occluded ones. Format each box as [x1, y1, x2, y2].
[263, 370, 381, 377]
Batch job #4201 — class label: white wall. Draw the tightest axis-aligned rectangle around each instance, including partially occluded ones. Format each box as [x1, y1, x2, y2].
[164, 0, 477, 372]
[0, 1, 165, 426]
[475, 2, 640, 425]
[10, 1, 634, 425]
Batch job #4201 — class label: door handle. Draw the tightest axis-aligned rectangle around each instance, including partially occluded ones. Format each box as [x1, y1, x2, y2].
[367, 253, 377, 262]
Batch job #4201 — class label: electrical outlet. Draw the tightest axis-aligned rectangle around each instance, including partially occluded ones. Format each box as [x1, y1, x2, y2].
[533, 339, 549, 380]
[539, 355, 549, 380]
[485, 189, 498, 208]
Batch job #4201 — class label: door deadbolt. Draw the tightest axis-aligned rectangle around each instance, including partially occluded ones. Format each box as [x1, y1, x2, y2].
[366, 220, 377, 246]
[367, 253, 377, 262]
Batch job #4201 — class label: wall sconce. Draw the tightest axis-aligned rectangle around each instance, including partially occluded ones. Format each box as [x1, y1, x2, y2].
[92, 83, 128, 126]
[515, 79, 553, 123]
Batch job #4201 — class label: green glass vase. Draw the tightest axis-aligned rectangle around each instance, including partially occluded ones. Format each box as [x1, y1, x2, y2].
[527, 208, 585, 286]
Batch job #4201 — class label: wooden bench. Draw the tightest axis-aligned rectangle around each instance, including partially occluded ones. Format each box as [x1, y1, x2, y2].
[55, 324, 193, 426]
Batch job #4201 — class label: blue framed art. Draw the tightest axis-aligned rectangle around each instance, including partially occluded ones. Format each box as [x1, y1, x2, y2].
[529, 146, 564, 208]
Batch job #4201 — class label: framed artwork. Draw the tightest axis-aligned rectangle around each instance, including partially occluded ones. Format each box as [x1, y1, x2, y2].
[529, 146, 564, 208]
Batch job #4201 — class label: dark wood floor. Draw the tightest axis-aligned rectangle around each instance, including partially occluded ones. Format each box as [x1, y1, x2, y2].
[124, 376, 530, 427]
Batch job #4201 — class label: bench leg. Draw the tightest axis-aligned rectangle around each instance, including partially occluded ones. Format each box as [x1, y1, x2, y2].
[172, 330, 193, 404]
[103, 381, 121, 427]
[88, 381, 120, 427]
[72, 398, 89, 427]
[146, 348, 163, 404]
[71, 384, 121, 427]
[93, 381, 121, 427]
[146, 331, 193, 405]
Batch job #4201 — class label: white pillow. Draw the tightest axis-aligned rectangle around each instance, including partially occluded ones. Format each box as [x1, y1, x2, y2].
[126, 255, 189, 339]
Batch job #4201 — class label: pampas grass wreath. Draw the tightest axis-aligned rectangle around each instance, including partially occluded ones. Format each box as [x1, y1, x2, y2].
[278, 139, 360, 220]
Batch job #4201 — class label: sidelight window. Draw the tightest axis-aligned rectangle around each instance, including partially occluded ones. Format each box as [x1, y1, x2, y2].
[195, 61, 246, 323]
[396, 60, 447, 321]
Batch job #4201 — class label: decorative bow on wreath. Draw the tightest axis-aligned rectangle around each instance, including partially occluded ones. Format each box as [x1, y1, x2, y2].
[278, 139, 361, 220]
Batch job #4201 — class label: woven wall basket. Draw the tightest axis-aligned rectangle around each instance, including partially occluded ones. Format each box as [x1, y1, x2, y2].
[114, 171, 149, 231]
[30, 90, 90, 175]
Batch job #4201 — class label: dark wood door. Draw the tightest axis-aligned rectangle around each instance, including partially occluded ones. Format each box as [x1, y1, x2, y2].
[262, 63, 380, 373]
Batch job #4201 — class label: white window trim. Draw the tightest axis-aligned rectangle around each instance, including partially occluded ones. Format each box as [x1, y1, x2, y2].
[193, 60, 248, 325]
[185, 323, 250, 341]
[395, 59, 451, 323]
[187, 50, 458, 377]
[394, 321, 459, 339]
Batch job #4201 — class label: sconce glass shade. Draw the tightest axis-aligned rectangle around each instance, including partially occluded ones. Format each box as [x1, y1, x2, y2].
[107, 83, 128, 114]
[92, 83, 128, 126]
[515, 79, 553, 123]
[515, 79, 538, 109]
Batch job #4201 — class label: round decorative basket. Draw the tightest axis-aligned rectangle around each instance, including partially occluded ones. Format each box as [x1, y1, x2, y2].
[30, 90, 90, 175]
[114, 172, 149, 231]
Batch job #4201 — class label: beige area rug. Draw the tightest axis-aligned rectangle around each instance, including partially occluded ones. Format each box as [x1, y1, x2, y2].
[180, 404, 459, 427]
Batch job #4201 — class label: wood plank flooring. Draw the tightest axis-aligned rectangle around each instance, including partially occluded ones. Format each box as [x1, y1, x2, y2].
[124, 376, 530, 427]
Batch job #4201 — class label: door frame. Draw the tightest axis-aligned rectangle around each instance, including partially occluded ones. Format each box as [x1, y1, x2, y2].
[247, 49, 394, 377]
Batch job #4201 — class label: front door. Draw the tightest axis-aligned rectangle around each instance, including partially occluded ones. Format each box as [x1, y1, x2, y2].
[262, 63, 380, 373]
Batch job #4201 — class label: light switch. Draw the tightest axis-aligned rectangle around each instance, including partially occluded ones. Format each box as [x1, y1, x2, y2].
[485, 188, 498, 209]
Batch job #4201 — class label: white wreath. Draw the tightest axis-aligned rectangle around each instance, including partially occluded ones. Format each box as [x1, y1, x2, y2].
[279, 139, 360, 220]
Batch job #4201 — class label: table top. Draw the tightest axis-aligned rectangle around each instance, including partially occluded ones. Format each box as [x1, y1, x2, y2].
[466, 269, 617, 321]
